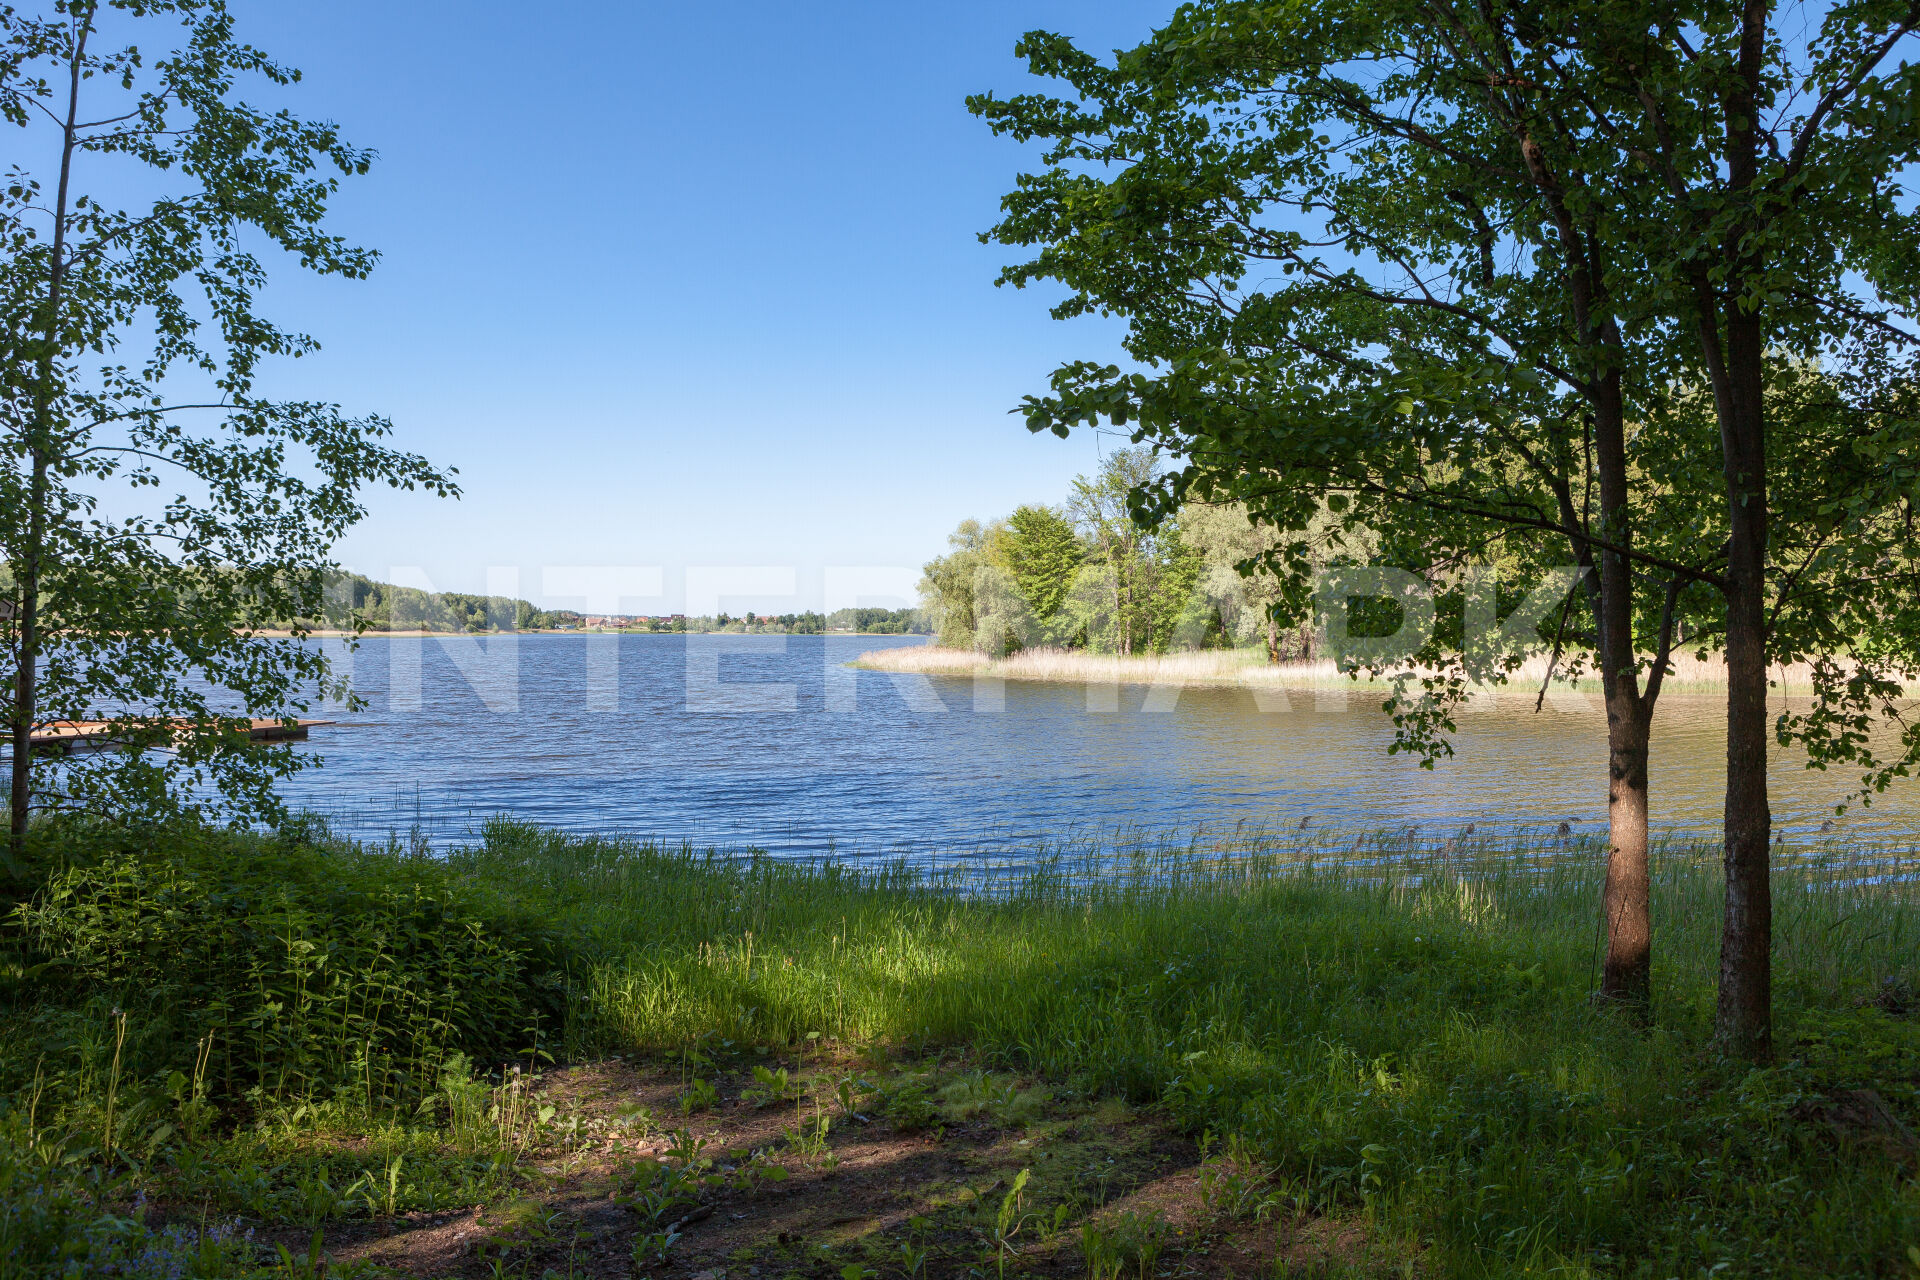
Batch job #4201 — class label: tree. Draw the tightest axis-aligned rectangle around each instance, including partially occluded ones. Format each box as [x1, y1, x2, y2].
[1179, 501, 1330, 662]
[972, 0, 1920, 1055]
[1142, 514, 1208, 652]
[919, 475, 1255, 658]
[1, 1, 455, 842]
[1568, 0, 1920, 1059]
[997, 504, 1084, 643]
[1066, 447, 1162, 655]
[919, 518, 995, 649]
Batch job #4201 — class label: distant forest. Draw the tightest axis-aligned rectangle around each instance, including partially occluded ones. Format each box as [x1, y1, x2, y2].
[312, 575, 925, 635]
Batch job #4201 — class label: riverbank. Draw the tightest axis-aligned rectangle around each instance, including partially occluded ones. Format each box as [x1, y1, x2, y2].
[1, 820, 1914, 1276]
[854, 643, 1818, 698]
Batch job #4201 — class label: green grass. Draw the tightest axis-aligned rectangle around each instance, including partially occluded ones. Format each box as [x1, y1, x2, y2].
[2, 816, 1917, 1276]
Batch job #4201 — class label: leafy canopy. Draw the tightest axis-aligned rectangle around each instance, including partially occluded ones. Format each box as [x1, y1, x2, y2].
[968, 0, 1920, 791]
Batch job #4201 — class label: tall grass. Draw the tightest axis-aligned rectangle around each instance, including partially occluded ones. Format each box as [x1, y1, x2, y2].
[461, 820, 1920, 1275]
[3, 817, 1917, 1275]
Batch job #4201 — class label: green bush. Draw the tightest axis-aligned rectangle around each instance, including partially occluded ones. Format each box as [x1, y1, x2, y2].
[8, 822, 570, 1112]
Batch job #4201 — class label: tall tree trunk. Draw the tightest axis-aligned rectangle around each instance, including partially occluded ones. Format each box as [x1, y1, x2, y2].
[10, 14, 88, 849]
[1688, 296, 1775, 1057]
[1520, 137, 1657, 1009]
[1590, 369, 1654, 1009]
[1705, 0, 1774, 1061]
[1602, 694, 1652, 1004]
[8, 459, 45, 845]
[1265, 613, 1279, 664]
[1715, 311, 1773, 1060]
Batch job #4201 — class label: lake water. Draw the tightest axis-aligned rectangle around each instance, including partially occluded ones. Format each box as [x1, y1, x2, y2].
[276, 634, 1920, 854]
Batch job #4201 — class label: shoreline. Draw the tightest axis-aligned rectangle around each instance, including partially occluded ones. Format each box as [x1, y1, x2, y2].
[851, 642, 1817, 697]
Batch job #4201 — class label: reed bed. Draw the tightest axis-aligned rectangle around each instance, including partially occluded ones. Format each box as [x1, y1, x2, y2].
[854, 644, 1341, 687]
[854, 643, 1828, 698]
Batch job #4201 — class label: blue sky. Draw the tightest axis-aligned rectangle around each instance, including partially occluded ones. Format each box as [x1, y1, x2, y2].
[234, 1, 1170, 612]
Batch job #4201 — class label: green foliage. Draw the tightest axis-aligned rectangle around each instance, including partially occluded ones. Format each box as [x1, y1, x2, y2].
[919, 518, 997, 649]
[0, 1, 456, 834]
[965, 0, 1920, 794]
[874, 1078, 938, 1132]
[613, 1154, 705, 1228]
[319, 573, 557, 634]
[824, 607, 926, 635]
[5, 822, 568, 1115]
[742, 1063, 803, 1107]
[1063, 447, 1166, 656]
[1179, 501, 1353, 661]
[990, 1166, 1031, 1275]
[967, 0, 1920, 1055]
[999, 505, 1085, 632]
[0, 1117, 262, 1278]
[919, 448, 1255, 656]
[937, 1071, 1050, 1127]
[782, 1097, 835, 1167]
[677, 1076, 718, 1114]
[468, 820, 1917, 1275]
[1080, 1210, 1170, 1280]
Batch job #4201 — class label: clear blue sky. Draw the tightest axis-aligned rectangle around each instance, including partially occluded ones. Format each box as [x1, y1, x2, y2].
[237, 1, 1169, 613]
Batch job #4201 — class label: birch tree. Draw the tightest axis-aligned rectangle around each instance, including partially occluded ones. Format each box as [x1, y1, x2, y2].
[1, 0, 454, 845]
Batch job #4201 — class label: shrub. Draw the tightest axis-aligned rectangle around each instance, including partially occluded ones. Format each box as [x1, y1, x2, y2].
[9, 823, 567, 1111]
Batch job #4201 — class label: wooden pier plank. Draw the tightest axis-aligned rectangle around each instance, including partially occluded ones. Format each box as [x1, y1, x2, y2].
[24, 718, 334, 753]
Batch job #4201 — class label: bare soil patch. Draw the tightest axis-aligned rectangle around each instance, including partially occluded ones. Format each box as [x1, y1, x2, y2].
[278, 1055, 1407, 1279]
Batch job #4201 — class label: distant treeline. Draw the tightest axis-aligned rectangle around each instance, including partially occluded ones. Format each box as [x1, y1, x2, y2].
[828, 607, 927, 634]
[318, 575, 560, 632]
[301, 577, 926, 635]
[586, 607, 927, 635]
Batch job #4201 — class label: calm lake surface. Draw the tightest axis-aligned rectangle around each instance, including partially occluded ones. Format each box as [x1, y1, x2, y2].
[277, 634, 1920, 854]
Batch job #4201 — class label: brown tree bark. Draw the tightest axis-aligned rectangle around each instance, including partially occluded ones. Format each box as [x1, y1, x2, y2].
[1602, 694, 1653, 1005]
[9, 461, 45, 846]
[1589, 365, 1655, 1010]
[1527, 163, 1657, 1009]
[1712, 299, 1774, 1060]
[1718, 496, 1773, 1060]
[1699, 0, 1775, 1061]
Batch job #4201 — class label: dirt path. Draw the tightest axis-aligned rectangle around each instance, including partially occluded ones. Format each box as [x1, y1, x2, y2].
[285, 1054, 1400, 1279]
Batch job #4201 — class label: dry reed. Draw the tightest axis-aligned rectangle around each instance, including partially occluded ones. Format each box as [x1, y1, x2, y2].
[853, 644, 1822, 697]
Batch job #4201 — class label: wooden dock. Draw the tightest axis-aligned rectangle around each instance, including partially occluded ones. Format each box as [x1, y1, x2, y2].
[25, 718, 333, 754]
